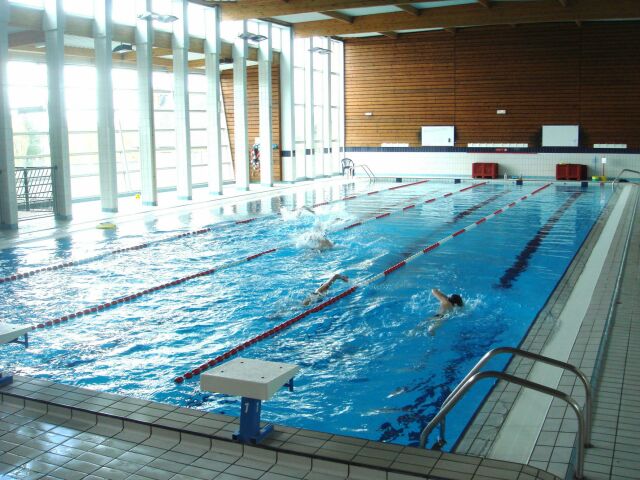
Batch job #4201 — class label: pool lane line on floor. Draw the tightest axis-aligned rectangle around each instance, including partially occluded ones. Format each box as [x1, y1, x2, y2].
[497, 191, 583, 289]
[0, 179, 431, 285]
[172, 183, 553, 384]
[27, 181, 488, 333]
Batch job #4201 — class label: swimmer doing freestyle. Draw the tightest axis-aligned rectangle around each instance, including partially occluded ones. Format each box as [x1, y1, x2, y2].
[302, 273, 349, 306]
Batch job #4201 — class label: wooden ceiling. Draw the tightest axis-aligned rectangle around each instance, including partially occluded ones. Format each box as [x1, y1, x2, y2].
[197, 0, 640, 38]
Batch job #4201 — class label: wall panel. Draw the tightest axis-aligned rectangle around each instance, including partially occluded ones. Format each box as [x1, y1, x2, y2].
[344, 23, 640, 149]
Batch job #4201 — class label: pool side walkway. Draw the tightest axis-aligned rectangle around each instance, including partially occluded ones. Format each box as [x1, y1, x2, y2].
[580, 185, 640, 480]
[0, 377, 558, 480]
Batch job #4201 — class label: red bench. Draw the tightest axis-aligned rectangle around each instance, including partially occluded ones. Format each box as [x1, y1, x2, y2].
[556, 164, 587, 181]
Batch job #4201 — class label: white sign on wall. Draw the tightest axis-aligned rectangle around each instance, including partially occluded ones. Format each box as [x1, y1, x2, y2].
[542, 125, 579, 147]
[421, 126, 455, 147]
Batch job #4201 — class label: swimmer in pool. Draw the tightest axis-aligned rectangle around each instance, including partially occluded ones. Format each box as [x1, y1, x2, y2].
[428, 288, 463, 335]
[303, 224, 334, 250]
[431, 288, 463, 316]
[302, 273, 349, 306]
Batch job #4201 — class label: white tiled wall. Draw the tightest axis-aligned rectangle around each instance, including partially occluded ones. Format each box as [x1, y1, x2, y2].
[346, 151, 640, 179]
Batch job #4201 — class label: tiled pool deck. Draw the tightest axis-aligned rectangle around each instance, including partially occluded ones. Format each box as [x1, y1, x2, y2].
[1, 178, 638, 480]
[0, 378, 557, 480]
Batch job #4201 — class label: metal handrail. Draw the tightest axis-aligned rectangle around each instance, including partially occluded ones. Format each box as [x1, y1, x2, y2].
[612, 168, 640, 187]
[419, 370, 587, 480]
[355, 164, 376, 180]
[427, 347, 592, 450]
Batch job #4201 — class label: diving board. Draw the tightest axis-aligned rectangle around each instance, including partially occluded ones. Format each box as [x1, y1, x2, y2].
[0, 324, 30, 387]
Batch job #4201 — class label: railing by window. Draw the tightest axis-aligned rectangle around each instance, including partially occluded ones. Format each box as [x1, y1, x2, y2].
[15, 167, 54, 212]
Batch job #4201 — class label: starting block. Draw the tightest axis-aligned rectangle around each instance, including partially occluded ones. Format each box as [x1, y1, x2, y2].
[200, 357, 299, 444]
[0, 324, 30, 387]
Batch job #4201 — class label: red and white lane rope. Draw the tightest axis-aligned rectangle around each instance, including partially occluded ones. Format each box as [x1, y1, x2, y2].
[341, 182, 486, 230]
[29, 181, 477, 333]
[28, 247, 278, 332]
[0, 180, 431, 285]
[172, 183, 552, 383]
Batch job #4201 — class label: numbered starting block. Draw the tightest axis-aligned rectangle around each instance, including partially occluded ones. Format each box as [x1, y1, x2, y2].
[200, 357, 299, 444]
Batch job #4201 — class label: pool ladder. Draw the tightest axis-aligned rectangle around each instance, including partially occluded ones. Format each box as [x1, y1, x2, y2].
[611, 168, 640, 187]
[355, 164, 376, 181]
[419, 346, 592, 480]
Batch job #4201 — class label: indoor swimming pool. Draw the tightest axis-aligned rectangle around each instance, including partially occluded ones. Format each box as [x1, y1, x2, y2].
[0, 179, 612, 449]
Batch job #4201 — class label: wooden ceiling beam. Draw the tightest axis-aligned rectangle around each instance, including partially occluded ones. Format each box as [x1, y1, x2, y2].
[293, 0, 640, 37]
[152, 47, 174, 57]
[8, 30, 45, 48]
[9, 44, 174, 68]
[7, 3, 233, 59]
[217, 0, 446, 21]
[397, 4, 420, 16]
[189, 58, 206, 68]
[321, 11, 354, 24]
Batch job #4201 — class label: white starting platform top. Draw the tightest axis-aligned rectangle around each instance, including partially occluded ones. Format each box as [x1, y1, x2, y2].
[0, 324, 30, 345]
[200, 358, 299, 401]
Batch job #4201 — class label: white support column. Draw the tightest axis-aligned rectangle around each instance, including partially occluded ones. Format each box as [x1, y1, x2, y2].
[233, 21, 249, 191]
[94, 0, 118, 212]
[322, 39, 333, 177]
[0, 0, 17, 229]
[337, 41, 345, 175]
[305, 38, 315, 179]
[258, 22, 273, 187]
[44, 0, 72, 220]
[204, 6, 223, 195]
[279, 26, 295, 183]
[172, 0, 191, 200]
[136, 0, 157, 206]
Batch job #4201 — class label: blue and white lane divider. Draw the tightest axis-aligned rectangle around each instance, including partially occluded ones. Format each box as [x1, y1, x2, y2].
[173, 183, 553, 383]
[0, 180, 431, 285]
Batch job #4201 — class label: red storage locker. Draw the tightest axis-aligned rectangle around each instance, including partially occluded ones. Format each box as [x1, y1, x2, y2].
[472, 163, 499, 179]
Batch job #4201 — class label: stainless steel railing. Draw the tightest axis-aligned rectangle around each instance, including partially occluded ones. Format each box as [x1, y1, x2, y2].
[612, 168, 640, 187]
[419, 347, 592, 479]
[355, 164, 376, 180]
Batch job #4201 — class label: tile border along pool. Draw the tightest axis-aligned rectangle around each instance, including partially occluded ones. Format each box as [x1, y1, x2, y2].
[456, 183, 638, 479]
[0, 177, 633, 480]
[0, 378, 558, 479]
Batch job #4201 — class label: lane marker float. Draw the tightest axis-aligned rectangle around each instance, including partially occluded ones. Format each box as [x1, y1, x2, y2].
[0, 180, 431, 284]
[31, 181, 487, 332]
[173, 183, 552, 383]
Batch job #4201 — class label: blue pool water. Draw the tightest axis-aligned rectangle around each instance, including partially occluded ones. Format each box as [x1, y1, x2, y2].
[0, 180, 611, 447]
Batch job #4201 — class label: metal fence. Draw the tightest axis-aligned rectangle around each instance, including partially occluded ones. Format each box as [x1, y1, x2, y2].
[15, 167, 54, 213]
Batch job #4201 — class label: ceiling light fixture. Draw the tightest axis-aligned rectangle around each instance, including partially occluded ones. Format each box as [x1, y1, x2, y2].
[137, 11, 179, 23]
[309, 46, 331, 55]
[238, 32, 267, 42]
[112, 43, 134, 54]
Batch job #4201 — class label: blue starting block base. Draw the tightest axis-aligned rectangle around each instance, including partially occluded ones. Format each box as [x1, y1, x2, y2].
[233, 397, 274, 444]
[0, 373, 13, 387]
[200, 358, 299, 445]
